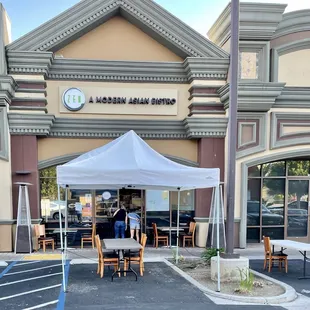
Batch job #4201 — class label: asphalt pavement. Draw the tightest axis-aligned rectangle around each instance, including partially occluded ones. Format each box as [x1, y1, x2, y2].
[0, 260, 287, 310]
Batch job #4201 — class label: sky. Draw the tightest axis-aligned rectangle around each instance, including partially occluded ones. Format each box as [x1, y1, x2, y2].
[1, 0, 310, 42]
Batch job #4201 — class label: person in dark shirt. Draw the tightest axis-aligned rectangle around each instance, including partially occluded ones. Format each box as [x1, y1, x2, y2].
[113, 203, 127, 238]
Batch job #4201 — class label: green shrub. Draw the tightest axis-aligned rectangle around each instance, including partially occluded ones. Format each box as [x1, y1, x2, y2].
[236, 268, 254, 293]
[201, 247, 224, 263]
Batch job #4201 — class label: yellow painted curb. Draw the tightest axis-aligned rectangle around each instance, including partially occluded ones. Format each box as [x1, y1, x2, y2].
[23, 254, 62, 260]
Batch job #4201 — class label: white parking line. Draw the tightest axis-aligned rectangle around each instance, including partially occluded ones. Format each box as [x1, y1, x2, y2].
[13, 261, 40, 267]
[4, 264, 62, 276]
[0, 272, 62, 287]
[23, 300, 58, 310]
[0, 284, 61, 301]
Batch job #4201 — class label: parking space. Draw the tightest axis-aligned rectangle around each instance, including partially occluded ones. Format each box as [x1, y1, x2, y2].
[0, 260, 63, 310]
[250, 259, 310, 297]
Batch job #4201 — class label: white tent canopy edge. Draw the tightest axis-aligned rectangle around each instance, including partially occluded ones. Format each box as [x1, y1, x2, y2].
[55, 130, 221, 292]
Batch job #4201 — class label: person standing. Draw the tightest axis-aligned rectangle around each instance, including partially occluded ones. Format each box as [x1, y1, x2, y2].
[128, 208, 141, 243]
[113, 203, 127, 238]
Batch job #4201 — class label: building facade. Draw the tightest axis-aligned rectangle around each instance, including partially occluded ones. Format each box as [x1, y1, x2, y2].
[0, 0, 310, 251]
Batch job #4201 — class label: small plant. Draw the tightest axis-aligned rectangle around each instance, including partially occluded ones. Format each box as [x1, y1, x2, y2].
[235, 268, 254, 294]
[172, 248, 184, 264]
[201, 247, 224, 264]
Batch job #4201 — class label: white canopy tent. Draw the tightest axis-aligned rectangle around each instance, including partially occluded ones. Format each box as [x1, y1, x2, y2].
[56, 130, 222, 291]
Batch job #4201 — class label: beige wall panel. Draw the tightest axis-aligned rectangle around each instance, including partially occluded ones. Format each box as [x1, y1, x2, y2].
[282, 126, 310, 135]
[0, 160, 12, 220]
[47, 81, 190, 120]
[278, 49, 310, 86]
[56, 16, 183, 62]
[0, 225, 12, 251]
[38, 138, 197, 163]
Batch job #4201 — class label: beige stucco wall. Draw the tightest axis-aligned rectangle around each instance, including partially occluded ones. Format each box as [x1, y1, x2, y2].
[0, 160, 12, 220]
[278, 49, 310, 86]
[46, 80, 190, 120]
[56, 16, 183, 62]
[38, 138, 197, 163]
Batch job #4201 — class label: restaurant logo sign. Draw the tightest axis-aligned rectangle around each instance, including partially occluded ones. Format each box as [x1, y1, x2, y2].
[62, 88, 86, 111]
[60, 86, 178, 116]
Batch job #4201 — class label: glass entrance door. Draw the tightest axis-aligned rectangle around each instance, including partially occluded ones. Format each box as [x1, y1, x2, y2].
[286, 179, 310, 242]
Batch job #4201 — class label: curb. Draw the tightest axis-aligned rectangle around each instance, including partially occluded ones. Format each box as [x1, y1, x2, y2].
[163, 259, 297, 304]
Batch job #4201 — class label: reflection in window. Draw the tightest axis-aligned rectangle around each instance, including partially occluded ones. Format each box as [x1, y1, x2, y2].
[262, 161, 285, 177]
[247, 179, 261, 226]
[95, 190, 118, 217]
[248, 165, 261, 177]
[262, 178, 284, 225]
[288, 160, 310, 176]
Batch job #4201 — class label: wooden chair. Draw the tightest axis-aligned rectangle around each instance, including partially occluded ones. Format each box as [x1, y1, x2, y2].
[124, 233, 147, 276]
[263, 236, 288, 273]
[34, 224, 55, 252]
[152, 223, 168, 248]
[180, 222, 196, 247]
[95, 235, 119, 278]
[81, 224, 96, 248]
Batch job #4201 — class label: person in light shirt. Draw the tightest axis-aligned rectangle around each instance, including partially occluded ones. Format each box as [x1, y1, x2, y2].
[128, 208, 141, 243]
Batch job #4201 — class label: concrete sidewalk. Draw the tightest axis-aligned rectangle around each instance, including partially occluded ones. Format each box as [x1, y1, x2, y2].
[0, 243, 305, 263]
[0, 243, 304, 262]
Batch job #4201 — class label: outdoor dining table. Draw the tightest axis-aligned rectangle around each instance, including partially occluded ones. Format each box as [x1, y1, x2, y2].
[102, 238, 142, 281]
[158, 227, 184, 248]
[270, 239, 310, 279]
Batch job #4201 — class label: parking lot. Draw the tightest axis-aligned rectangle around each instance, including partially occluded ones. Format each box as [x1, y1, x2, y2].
[0, 260, 63, 310]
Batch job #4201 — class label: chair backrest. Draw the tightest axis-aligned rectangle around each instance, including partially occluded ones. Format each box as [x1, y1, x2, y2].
[92, 224, 96, 239]
[38, 224, 46, 237]
[152, 223, 158, 238]
[95, 235, 103, 261]
[263, 236, 271, 255]
[189, 222, 196, 234]
[34, 224, 40, 238]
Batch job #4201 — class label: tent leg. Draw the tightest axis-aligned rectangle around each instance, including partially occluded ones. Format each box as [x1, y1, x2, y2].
[58, 185, 66, 293]
[216, 185, 221, 292]
[176, 189, 180, 265]
[65, 187, 68, 254]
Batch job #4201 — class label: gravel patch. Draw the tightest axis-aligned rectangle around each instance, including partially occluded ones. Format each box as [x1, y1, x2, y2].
[172, 259, 285, 297]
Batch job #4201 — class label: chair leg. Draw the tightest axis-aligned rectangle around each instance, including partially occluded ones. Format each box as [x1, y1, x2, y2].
[52, 240, 55, 251]
[140, 260, 143, 276]
[100, 262, 104, 278]
[268, 259, 272, 272]
[124, 260, 127, 277]
[43, 242, 46, 253]
[192, 236, 195, 248]
[81, 239, 83, 249]
[97, 261, 100, 274]
[263, 257, 267, 270]
[285, 259, 288, 273]
[156, 238, 158, 249]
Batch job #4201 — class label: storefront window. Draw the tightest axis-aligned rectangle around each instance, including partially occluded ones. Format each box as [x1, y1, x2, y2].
[95, 190, 118, 217]
[247, 159, 310, 243]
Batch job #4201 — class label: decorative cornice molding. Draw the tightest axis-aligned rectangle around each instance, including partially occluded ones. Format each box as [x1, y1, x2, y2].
[0, 75, 18, 106]
[183, 117, 228, 138]
[208, 2, 286, 46]
[7, 51, 54, 75]
[184, 58, 229, 82]
[188, 102, 225, 117]
[6, 0, 228, 59]
[275, 87, 310, 108]
[272, 9, 310, 39]
[8, 113, 55, 135]
[8, 114, 229, 139]
[271, 39, 310, 82]
[38, 152, 198, 170]
[8, 56, 229, 83]
[50, 118, 187, 139]
[48, 58, 188, 83]
[218, 82, 285, 112]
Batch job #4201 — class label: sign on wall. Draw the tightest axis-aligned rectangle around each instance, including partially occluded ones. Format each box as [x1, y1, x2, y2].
[59, 86, 178, 116]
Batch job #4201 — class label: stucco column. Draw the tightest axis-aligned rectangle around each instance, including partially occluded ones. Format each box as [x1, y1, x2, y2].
[195, 138, 225, 247]
[11, 136, 40, 220]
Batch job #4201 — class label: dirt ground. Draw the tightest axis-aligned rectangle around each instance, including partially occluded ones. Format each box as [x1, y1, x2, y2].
[174, 259, 285, 297]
